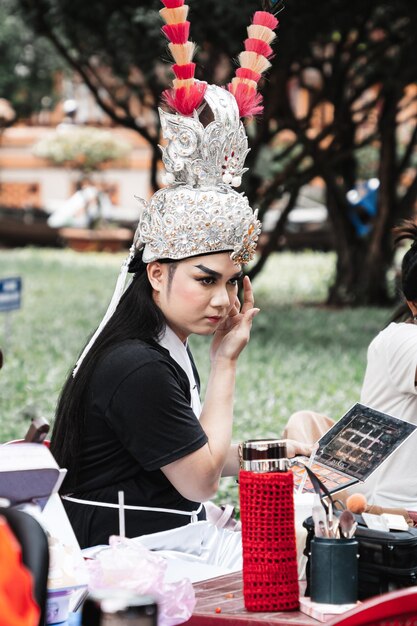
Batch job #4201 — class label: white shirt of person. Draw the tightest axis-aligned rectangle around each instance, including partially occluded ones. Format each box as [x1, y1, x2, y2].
[351, 322, 417, 510]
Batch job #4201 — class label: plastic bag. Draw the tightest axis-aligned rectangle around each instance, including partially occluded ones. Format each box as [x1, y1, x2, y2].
[86, 535, 195, 626]
[135, 520, 242, 572]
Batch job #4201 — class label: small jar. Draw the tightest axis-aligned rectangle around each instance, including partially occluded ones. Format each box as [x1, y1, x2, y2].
[82, 590, 157, 626]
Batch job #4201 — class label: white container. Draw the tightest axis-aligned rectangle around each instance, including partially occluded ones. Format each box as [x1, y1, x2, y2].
[294, 492, 315, 580]
[46, 589, 73, 624]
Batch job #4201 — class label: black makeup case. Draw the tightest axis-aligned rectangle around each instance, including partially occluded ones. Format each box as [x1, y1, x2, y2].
[303, 514, 417, 600]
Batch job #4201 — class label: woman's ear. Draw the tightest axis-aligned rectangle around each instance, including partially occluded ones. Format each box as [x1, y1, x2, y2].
[146, 262, 165, 292]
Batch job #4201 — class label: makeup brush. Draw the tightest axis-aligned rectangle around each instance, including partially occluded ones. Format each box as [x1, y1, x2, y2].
[339, 509, 356, 539]
[346, 493, 413, 526]
[312, 495, 328, 538]
[365, 505, 413, 526]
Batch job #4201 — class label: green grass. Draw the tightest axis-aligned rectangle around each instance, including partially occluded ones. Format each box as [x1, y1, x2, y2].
[0, 248, 390, 503]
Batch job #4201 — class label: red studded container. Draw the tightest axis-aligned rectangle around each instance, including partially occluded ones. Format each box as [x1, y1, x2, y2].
[239, 440, 299, 612]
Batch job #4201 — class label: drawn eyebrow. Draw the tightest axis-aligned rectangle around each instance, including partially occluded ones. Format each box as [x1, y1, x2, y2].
[194, 264, 222, 278]
[194, 264, 243, 281]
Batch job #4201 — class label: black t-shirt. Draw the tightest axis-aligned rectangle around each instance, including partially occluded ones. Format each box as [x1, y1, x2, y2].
[62, 339, 208, 548]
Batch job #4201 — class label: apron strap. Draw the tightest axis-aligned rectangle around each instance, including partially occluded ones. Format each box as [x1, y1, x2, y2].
[61, 495, 203, 523]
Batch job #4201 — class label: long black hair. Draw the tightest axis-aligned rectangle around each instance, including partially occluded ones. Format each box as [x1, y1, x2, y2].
[50, 252, 166, 481]
[391, 219, 417, 322]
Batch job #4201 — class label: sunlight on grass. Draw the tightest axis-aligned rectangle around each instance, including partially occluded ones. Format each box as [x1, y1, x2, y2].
[252, 251, 336, 305]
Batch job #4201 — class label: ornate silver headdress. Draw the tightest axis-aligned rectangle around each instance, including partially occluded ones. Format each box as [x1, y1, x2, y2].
[73, 1, 279, 376]
[135, 84, 260, 265]
[134, 2, 279, 265]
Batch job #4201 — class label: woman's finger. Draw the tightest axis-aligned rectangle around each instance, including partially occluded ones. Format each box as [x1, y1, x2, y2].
[285, 439, 314, 458]
[228, 295, 241, 318]
[237, 308, 260, 336]
[241, 276, 255, 314]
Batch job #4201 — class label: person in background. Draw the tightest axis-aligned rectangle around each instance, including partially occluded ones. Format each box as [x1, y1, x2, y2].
[285, 218, 417, 511]
[350, 219, 417, 510]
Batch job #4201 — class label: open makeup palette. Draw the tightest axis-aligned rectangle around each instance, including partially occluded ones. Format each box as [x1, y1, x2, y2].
[292, 403, 417, 494]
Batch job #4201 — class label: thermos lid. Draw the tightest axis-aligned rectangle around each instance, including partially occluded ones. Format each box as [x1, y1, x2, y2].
[241, 439, 288, 472]
[242, 439, 287, 459]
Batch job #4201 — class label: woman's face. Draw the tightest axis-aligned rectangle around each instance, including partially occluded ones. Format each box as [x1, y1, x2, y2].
[147, 252, 242, 342]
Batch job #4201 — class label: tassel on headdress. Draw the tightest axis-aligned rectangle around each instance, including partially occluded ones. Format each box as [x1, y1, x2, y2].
[227, 11, 279, 118]
[160, 0, 207, 116]
[72, 245, 135, 377]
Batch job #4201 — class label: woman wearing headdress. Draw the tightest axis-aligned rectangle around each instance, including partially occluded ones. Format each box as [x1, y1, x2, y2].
[50, 1, 310, 548]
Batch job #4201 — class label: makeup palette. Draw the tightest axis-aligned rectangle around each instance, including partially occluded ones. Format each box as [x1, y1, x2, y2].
[292, 403, 417, 494]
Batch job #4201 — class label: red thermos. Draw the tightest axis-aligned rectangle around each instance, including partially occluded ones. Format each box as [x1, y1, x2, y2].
[239, 439, 299, 612]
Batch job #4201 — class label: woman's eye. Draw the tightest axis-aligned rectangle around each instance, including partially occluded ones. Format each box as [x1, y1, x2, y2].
[198, 277, 215, 285]
[229, 278, 239, 286]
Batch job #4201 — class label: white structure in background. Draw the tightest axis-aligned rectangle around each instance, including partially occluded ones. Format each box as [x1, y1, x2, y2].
[47, 184, 140, 228]
[262, 186, 328, 233]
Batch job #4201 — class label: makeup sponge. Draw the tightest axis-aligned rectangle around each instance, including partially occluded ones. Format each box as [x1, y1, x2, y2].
[346, 493, 367, 514]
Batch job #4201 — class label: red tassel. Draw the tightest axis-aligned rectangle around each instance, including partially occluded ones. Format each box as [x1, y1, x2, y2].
[228, 83, 264, 117]
[162, 22, 190, 44]
[163, 82, 207, 116]
[244, 38, 273, 58]
[253, 11, 279, 30]
[173, 62, 196, 79]
[161, 0, 184, 7]
[236, 67, 261, 83]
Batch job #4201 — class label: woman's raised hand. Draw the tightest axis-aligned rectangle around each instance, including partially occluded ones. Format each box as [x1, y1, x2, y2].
[210, 276, 259, 363]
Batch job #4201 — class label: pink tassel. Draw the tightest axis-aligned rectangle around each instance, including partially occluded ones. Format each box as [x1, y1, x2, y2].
[236, 67, 261, 83]
[162, 22, 190, 44]
[163, 82, 207, 116]
[173, 62, 196, 79]
[253, 11, 279, 30]
[244, 38, 273, 58]
[228, 83, 264, 118]
[226, 9, 279, 118]
[161, 0, 184, 7]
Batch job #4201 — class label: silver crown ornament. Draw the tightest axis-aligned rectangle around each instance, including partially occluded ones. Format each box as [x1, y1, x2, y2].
[134, 84, 261, 265]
